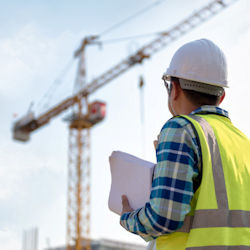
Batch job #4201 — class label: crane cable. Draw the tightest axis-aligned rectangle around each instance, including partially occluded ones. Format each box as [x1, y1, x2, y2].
[139, 75, 146, 156]
[97, 31, 164, 44]
[35, 57, 75, 115]
[99, 0, 168, 37]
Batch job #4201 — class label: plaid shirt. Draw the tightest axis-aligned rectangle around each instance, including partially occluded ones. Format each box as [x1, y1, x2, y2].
[120, 105, 229, 241]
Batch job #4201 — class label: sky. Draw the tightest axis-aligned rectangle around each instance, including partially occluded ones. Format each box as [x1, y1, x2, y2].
[0, 0, 250, 249]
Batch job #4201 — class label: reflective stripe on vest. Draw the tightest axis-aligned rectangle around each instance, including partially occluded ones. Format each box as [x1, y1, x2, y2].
[189, 115, 228, 209]
[177, 114, 229, 233]
[186, 247, 250, 250]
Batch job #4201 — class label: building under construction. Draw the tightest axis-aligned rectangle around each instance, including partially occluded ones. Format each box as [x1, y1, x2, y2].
[49, 239, 146, 250]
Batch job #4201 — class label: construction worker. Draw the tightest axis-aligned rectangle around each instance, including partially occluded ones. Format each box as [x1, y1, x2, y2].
[120, 39, 250, 249]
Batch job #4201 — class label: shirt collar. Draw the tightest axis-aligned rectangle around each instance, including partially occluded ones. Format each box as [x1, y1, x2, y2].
[190, 105, 229, 118]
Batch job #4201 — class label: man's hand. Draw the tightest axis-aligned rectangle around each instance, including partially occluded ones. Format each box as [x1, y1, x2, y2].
[121, 195, 133, 215]
[154, 135, 160, 150]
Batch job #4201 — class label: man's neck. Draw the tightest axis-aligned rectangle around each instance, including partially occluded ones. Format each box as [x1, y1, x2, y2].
[177, 102, 200, 115]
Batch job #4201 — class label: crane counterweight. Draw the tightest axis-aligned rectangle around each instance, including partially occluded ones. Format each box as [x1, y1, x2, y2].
[65, 101, 106, 129]
[13, 112, 36, 142]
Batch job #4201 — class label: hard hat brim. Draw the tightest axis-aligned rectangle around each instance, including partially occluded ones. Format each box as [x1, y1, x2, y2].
[163, 71, 229, 88]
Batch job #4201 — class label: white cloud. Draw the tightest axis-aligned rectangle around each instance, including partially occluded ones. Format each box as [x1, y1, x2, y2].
[0, 23, 79, 107]
[0, 24, 79, 250]
[224, 25, 250, 137]
[0, 229, 21, 250]
[0, 153, 66, 225]
[0, 139, 69, 248]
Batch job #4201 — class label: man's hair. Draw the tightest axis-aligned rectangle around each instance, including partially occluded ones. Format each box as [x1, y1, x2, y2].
[171, 77, 223, 106]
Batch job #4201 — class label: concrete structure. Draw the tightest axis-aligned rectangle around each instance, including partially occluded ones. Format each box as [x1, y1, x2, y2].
[49, 238, 146, 250]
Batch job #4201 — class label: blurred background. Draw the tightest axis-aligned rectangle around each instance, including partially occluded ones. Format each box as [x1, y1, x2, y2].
[0, 0, 249, 249]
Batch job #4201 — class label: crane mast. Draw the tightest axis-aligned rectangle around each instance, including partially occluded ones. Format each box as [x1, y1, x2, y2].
[12, 1, 237, 249]
[66, 37, 97, 250]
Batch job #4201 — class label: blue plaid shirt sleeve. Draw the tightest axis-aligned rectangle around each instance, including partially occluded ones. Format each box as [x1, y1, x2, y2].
[120, 116, 200, 241]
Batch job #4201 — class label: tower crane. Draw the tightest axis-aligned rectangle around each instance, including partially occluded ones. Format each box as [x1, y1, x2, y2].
[12, 0, 237, 249]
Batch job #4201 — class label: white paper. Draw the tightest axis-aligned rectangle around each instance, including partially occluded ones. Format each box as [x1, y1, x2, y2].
[108, 151, 155, 215]
[146, 241, 156, 250]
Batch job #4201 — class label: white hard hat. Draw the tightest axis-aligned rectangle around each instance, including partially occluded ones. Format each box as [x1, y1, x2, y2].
[163, 39, 228, 88]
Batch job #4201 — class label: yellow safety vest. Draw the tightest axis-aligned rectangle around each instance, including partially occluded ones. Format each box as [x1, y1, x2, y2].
[156, 114, 250, 250]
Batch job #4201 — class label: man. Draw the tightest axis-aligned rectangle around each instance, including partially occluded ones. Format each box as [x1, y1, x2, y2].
[120, 39, 250, 249]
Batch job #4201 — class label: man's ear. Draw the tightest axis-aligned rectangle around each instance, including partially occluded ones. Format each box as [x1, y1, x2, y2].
[171, 81, 181, 100]
[219, 91, 226, 104]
